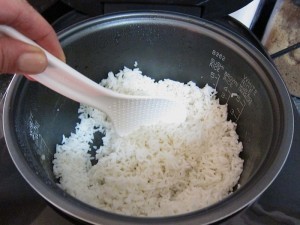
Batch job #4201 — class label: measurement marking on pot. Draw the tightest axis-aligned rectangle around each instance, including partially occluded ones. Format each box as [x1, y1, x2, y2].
[212, 50, 226, 61]
[209, 58, 224, 72]
[220, 87, 245, 121]
[238, 75, 257, 106]
[223, 71, 239, 88]
[210, 72, 220, 88]
[208, 52, 225, 89]
[230, 106, 245, 122]
[220, 86, 232, 104]
[208, 51, 250, 122]
[233, 96, 246, 121]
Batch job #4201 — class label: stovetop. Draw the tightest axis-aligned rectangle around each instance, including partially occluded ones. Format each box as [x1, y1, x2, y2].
[1, 1, 300, 224]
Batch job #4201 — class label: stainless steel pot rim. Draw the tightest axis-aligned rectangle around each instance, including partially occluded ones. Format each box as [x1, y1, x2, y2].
[3, 11, 294, 225]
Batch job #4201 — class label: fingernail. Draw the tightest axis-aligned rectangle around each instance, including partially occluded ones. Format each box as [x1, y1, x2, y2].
[59, 51, 66, 63]
[17, 51, 47, 74]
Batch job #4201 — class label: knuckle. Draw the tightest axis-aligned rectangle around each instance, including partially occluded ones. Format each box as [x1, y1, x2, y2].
[0, 37, 17, 74]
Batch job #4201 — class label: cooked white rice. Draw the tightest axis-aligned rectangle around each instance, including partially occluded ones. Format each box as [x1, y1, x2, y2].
[53, 66, 243, 217]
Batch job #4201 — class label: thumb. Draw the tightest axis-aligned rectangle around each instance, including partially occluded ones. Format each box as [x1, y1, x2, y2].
[0, 36, 47, 74]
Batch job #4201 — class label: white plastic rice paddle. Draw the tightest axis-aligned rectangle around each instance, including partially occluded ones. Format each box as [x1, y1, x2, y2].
[0, 25, 186, 136]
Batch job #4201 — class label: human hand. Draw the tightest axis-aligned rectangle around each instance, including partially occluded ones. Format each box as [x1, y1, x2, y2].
[0, 0, 65, 75]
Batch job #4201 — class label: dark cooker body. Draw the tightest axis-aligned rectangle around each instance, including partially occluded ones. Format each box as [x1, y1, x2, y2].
[3, 10, 294, 225]
[46, 0, 253, 18]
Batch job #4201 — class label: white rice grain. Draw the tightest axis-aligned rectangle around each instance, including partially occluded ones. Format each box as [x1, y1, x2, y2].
[53, 66, 243, 216]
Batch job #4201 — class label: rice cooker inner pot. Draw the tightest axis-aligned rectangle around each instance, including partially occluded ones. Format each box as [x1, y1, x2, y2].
[3, 12, 293, 225]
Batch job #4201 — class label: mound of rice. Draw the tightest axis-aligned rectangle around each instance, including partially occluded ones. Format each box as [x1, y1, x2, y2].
[53, 66, 243, 216]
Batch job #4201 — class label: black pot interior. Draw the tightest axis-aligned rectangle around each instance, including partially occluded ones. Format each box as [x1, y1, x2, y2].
[4, 12, 292, 224]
